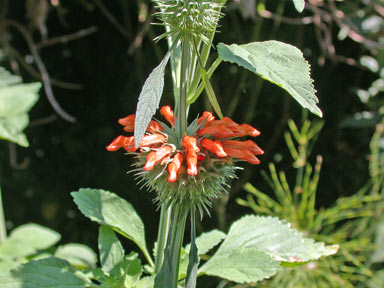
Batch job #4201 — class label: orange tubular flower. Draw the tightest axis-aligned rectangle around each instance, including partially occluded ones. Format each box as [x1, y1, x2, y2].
[160, 106, 175, 127]
[182, 136, 200, 153]
[107, 105, 263, 188]
[106, 135, 133, 151]
[186, 149, 198, 176]
[119, 115, 162, 133]
[200, 139, 227, 157]
[197, 124, 235, 139]
[118, 114, 135, 130]
[144, 145, 173, 171]
[204, 117, 238, 128]
[197, 111, 215, 125]
[221, 140, 264, 155]
[222, 147, 260, 164]
[167, 152, 183, 182]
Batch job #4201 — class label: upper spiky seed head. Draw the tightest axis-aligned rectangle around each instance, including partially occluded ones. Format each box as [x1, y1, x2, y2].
[153, 0, 224, 43]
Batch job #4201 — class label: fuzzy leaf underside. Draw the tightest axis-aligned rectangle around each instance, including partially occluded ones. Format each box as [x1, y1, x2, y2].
[217, 41, 322, 117]
[134, 53, 171, 148]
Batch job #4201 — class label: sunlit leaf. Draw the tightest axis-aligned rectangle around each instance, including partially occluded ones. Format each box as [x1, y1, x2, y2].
[98, 225, 125, 273]
[55, 243, 97, 269]
[217, 41, 322, 117]
[102, 252, 143, 288]
[136, 276, 155, 288]
[199, 215, 337, 284]
[0, 223, 61, 259]
[188, 229, 226, 255]
[199, 247, 280, 283]
[292, 0, 305, 12]
[0, 67, 41, 147]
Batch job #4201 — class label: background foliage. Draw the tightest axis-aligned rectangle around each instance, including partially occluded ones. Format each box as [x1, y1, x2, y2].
[0, 0, 383, 286]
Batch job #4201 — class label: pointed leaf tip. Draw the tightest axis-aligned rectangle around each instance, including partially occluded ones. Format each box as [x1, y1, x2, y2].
[292, 0, 305, 13]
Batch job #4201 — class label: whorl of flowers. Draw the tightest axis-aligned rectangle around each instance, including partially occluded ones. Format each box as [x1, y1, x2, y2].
[152, 0, 224, 43]
[106, 106, 263, 212]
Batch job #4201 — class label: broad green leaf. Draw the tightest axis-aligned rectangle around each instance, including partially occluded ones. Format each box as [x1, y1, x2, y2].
[71, 189, 152, 266]
[101, 252, 142, 288]
[199, 215, 337, 284]
[292, 0, 305, 12]
[0, 67, 41, 147]
[0, 257, 89, 288]
[217, 41, 322, 117]
[55, 243, 97, 268]
[215, 215, 337, 263]
[98, 225, 125, 273]
[0, 259, 18, 274]
[0, 223, 61, 259]
[134, 52, 171, 148]
[136, 276, 155, 288]
[180, 230, 226, 279]
[199, 247, 280, 283]
[187, 229, 226, 255]
[0, 68, 22, 88]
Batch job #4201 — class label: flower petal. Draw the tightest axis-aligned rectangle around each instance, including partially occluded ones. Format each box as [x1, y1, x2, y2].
[237, 123, 260, 137]
[106, 136, 135, 151]
[205, 117, 239, 128]
[197, 111, 215, 126]
[221, 140, 264, 155]
[147, 120, 163, 133]
[197, 124, 235, 139]
[160, 106, 175, 127]
[186, 149, 198, 176]
[118, 115, 135, 131]
[182, 136, 200, 153]
[139, 133, 167, 147]
[144, 145, 173, 171]
[200, 139, 227, 157]
[223, 147, 260, 164]
[167, 152, 184, 182]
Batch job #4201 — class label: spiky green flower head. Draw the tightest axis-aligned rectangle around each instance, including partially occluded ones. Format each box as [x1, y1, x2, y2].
[107, 106, 263, 215]
[133, 152, 240, 215]
[152, 0, 225, 43]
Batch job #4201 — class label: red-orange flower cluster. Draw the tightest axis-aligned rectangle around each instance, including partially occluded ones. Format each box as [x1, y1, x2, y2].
[106, 106, 263, 183]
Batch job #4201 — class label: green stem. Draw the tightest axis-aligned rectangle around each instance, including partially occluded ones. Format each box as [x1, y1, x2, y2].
[189, 57, 222, 104]
[155, 204, 188, 288]
[177, 33, 191, 139]
[187, 0, 226, 101]
[154, 202, 172, 273]
[168, 205, 188, 286]
[0, 186, 6, 243]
